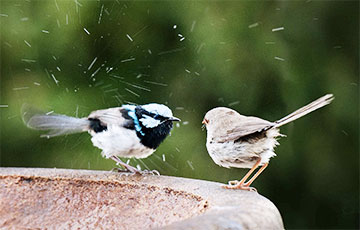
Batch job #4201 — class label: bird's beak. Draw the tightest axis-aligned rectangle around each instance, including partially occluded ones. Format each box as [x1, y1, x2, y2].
[201, 119, 207, 130]
[168, 116, 181, 122]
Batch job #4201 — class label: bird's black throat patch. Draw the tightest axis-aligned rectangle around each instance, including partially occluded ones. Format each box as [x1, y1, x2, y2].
[134, 106, 173, 149]
[137, 120, 173, 149]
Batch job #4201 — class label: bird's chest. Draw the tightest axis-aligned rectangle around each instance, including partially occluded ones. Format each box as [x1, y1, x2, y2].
[90, 125, 154, 159]
[206, 140, 257, 168]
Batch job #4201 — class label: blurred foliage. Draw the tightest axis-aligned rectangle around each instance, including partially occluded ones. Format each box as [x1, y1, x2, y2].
[0, 0, 358, 229]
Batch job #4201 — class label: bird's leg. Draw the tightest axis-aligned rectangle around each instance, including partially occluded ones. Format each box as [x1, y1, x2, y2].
[110, 156, 139, 174]
[243, 163, 268, 187]
[228, 160, 260, 185]
[223, 158, 263, 191]
[228, 164, 257, 186]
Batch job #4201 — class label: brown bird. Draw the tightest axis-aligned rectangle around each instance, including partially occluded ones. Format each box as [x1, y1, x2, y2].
[202, 94, 334, 191]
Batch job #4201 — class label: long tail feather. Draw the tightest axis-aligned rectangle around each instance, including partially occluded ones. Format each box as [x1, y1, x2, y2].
[274, 94, 334, 128]
[21, 104, 90, 138]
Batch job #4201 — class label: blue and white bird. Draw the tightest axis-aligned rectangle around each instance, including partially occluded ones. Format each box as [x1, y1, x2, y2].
[22, 103, 180, 173]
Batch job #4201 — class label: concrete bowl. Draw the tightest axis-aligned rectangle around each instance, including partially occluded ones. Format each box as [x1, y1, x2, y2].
[0, 168, 283, 229]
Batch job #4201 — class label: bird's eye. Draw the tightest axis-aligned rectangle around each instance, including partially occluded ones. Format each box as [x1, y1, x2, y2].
[153, 114, 162, 120]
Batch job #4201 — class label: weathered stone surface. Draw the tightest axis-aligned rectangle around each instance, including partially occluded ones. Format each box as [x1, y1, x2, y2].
[0, 168, 283, 229]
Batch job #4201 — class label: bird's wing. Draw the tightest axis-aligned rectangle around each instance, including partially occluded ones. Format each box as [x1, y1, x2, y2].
[88, 107, 133, 128]
[214, 116, 274, 143]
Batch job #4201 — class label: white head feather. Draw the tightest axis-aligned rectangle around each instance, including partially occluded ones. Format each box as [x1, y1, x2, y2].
[139, 114, 161, 128]
[141, 103, 173, 118]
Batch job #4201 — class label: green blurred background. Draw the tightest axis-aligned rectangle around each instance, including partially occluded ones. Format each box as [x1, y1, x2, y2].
[0, 0, 358, 229]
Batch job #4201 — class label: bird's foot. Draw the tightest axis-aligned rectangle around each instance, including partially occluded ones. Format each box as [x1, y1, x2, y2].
[111, 167, 138, 176]
[110, 156, 160, 176]
[222, 182, 257, 192]
[111, 167, 160, 176]
[228, 180, 240, 186]
[140, 169, 160, 176]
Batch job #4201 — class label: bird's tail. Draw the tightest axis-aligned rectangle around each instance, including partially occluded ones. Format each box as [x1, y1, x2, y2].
[21, 104, 90, 138]
[273, 94, 334, 128]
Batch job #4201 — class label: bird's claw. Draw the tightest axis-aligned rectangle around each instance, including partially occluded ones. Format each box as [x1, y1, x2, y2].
[111, 167, 160, 176]
[138, 169, 161, 176]
[222, 183, 258, 192]
[111, 167, 137, 176]
[111, 167, 129, 173]
[228, 180, 240, 185]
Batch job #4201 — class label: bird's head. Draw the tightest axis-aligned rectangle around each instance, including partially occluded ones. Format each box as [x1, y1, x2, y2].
[139, 103, 181, 126]
[202, 107, 239, 132]
[124, 103, 180, 149]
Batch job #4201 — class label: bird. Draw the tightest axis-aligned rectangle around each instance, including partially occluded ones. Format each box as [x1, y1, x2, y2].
[22, 103, 180, 174]
[202, 94, 334, 191]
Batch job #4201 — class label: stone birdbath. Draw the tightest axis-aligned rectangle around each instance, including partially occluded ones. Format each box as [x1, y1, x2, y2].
[0, 167, 283, 229]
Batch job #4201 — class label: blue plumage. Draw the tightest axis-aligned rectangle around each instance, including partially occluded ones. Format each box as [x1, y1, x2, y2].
[122, 104, 144, 136]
